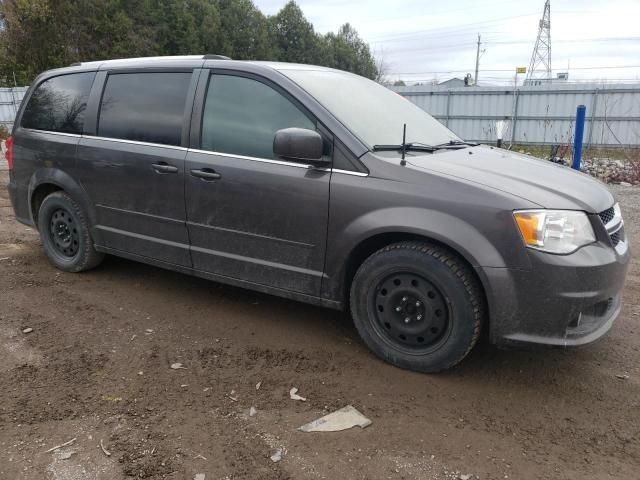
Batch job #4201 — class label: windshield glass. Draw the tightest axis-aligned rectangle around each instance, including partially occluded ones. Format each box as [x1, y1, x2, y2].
[280, 68, 460, 149]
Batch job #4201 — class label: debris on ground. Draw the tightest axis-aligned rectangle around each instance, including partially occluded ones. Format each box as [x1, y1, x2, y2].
[100, 439, 111, 457]
[45, 438, 77, 453]
[299, 405, 372, 432]
[459, 474, 473, 480]
[22, 327, 33, 334]
[194, 474, 206, 480]
[616, 374, 630, 380]
[145, 329, 154, 334]
[170, 363, 187, 370]
[249, 406, 257, 417]
[255, 381, 261, 390]
[55, 450, 75, 460]
[289, 387, 307, 402]
[270, 448, 285, 463]
[228, 390, 238, 401]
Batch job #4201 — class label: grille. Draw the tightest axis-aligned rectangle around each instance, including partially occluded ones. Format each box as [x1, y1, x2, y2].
[598, 207, 615, 225]
[611, 226, 625, 247]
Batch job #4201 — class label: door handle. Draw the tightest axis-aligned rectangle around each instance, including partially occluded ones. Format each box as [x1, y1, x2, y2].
[190, 168, 222, 181]
[152, 163, 178, 174]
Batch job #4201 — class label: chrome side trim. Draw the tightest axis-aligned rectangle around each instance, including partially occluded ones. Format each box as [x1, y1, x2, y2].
[189, 150, 369, 176]
[332, 168, 368, 177]
[23, 128, 82, 138]
[48, 132, 370, 176]
[82, 135, 188, 151]
[188, 148, 312, 169]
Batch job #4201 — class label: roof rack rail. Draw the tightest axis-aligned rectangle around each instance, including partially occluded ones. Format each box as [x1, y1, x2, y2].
[69, 62, 82, 67]
[203, 54, 231, 60]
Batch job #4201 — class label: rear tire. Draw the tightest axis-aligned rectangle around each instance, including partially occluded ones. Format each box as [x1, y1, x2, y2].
[37, 191, 104, 272]
[350, 241, 484, 373]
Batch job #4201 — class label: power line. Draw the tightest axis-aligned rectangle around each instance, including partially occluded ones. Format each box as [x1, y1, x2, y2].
[390, 65, 640, 76]
[379, 36, 640, 56]
[368, 13, 541, 42]
[368, 9, 598, 43]
[380, 36, 640, 54]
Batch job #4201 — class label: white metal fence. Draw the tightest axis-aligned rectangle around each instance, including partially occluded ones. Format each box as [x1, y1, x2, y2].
[391, 82, 640, 148]
[0, 87, 28, 132]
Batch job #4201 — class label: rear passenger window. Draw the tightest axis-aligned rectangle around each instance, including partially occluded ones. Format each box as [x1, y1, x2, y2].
[21, 72, 95, 134]
[98, 72, 192, 146]
[201, 74, 315, 159]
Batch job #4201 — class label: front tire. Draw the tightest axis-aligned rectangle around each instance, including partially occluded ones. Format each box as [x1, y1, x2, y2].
[350, 241, 484, 373]
[37, 191, 104, 272]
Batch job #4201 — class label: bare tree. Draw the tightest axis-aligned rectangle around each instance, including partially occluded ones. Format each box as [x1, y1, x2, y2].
[373, 46, 391, 84]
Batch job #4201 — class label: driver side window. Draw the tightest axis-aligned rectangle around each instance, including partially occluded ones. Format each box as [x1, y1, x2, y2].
[201, 74, 316, 160]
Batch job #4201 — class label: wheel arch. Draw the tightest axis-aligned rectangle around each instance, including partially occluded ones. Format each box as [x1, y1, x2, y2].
[342, 231, 491, 318]
[28, 168, 98, 239]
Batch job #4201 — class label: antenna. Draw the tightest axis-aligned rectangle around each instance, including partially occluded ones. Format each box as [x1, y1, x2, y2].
[400, 124, 407, 166]
[525, 0, 552, 86]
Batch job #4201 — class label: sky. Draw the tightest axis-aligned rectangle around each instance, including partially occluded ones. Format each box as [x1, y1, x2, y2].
[254, 0, 640, 85]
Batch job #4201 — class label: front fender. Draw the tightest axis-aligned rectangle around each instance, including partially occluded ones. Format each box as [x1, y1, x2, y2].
[346, 207, 516, 267]
[323, 206, 532, 303]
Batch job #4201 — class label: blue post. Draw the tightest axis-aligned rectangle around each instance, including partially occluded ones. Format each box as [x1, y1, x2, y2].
[572, 105, 586, 170]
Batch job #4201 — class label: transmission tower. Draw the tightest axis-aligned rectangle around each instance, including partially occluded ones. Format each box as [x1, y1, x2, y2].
[525, 0, 552, 85]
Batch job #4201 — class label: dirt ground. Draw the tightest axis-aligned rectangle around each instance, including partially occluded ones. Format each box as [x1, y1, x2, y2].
[1, 167, 639, 480]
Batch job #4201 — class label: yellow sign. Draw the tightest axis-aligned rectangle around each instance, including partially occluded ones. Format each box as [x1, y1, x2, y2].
[516, 67, 527, 74]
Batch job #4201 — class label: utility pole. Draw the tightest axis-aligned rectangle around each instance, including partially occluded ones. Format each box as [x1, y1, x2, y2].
[474, 34, 481, 86]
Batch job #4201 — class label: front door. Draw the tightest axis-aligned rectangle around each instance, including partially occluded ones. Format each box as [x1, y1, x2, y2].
[185, 73, 331, 296]
[76, 71, 195, 267]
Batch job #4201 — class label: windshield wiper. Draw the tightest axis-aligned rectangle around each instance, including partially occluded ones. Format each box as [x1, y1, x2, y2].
[372, 139, 479, 155]
[433, 140, 479, 148]
[372, 143, 436, 153]
[373, 125, 475, 165]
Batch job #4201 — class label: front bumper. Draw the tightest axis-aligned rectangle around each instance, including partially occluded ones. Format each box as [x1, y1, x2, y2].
[480, 238, 630, 347]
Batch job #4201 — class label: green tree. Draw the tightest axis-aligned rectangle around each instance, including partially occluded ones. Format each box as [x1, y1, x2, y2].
[270, 1, 320, 64]
[324, 23, 378, 79]
[215, 0, 273, 60]
[0, 0, 378, 85]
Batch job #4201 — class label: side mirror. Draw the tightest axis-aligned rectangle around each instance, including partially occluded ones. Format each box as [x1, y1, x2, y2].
[273, 128, 326, 163]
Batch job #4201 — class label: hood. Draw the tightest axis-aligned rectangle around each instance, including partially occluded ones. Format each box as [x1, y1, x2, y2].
[405, 145, 614, 213]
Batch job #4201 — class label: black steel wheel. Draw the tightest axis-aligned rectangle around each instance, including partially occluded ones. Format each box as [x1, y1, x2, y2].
[37, 191, 104, 272]
[371, 272, 451, 353]
[350, 241, 485, 373]
[49, 208, 80, 258]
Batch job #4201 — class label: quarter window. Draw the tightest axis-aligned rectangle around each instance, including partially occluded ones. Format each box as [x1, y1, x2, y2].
[98, 72, 192, 146]
[201, 74, 315, 159]
[21, 72, 95, 134]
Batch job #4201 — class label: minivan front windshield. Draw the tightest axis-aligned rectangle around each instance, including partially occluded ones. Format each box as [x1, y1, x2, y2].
[280, 68, 460, 151]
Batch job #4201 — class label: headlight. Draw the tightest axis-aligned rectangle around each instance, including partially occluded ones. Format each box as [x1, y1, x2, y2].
[513, 210, 596, 254]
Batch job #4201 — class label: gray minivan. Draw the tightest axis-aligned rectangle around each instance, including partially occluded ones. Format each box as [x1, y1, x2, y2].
[5, 55, 630, 372]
